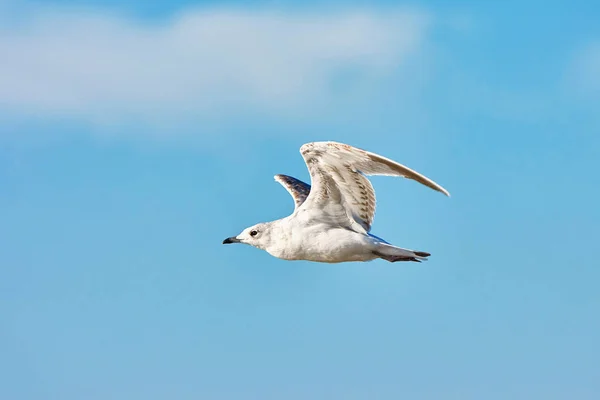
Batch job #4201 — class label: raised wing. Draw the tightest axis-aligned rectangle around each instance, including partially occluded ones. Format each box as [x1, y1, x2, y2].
[274, 174, 311, 210]
[297, 141, 449, 232]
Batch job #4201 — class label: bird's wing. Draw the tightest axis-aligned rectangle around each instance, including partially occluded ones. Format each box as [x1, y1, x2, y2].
[296, 141, 450, 233]
[274, 174, 311, 210]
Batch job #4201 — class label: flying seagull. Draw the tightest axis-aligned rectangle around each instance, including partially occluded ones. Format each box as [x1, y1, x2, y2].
[223, 141, 449, 263]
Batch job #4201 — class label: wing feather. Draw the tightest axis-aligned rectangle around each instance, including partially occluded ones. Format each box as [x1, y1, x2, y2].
[297, 141, 449, 232]
[274, 174, 311, 210]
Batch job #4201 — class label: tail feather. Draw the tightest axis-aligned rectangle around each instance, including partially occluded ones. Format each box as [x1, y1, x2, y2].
[414, 251, 431, 258]
[373, 243, 430, 263]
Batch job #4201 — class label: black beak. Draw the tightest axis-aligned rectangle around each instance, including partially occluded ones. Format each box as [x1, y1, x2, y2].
[223, 236, 241, 244]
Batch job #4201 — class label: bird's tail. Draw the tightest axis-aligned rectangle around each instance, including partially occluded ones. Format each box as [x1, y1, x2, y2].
[373, 243, 430, 263]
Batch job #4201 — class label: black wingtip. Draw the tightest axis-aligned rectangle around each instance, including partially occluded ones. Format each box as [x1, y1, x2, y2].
[414, 251, 431, 257]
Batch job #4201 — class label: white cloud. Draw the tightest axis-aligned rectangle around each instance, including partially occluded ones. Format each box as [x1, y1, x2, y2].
[0, 6, 430, 125]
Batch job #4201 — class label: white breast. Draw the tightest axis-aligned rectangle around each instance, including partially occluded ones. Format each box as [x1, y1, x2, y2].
[266, 222, 377, 263]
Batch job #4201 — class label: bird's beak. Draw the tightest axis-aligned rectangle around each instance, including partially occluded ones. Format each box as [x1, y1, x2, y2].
[222, 236, 241, 244]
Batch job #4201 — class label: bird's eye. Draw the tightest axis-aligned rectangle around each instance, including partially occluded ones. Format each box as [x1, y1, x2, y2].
[250, 230, 258, 237]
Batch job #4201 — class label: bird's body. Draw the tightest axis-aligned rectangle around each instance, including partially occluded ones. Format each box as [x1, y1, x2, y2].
[259, 217, 378, 262]
[223, 141, 449, 263]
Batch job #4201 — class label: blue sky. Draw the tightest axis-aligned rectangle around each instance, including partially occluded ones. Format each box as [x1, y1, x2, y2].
[1, 0, 600, 399]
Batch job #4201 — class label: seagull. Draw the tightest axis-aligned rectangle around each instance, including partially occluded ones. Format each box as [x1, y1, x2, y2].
[223, 141, 449, 263]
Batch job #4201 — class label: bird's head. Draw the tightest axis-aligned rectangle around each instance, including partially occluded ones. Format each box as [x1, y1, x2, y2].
[222, 222, 274, 250]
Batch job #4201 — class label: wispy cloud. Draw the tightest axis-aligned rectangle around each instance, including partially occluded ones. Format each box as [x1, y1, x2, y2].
[568, 42, 600, 98]
[0, 5, 430, 126]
